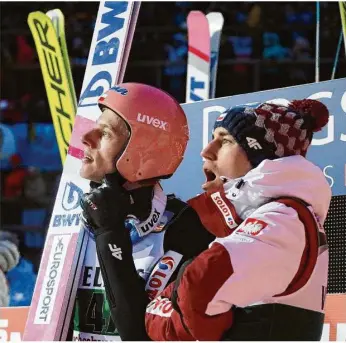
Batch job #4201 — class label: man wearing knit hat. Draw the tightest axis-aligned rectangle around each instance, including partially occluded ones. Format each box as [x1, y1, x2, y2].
[82, 96, 331, 341]
[144, 99, 331, 341]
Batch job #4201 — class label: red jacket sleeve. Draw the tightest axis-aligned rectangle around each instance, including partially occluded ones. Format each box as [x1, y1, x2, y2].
[145, 243, 234, 341]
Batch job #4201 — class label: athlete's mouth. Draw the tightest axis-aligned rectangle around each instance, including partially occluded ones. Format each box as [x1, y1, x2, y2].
[83, 153, 94, 163]
[204, 169, 216, 182]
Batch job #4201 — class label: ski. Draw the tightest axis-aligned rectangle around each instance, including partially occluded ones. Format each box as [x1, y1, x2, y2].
[28, 11, 76, 164]
[185, 11, 210, 103]
[206, 12, 224, 99]
[46, 9, 77, 116]
[23, 2, 140, 340]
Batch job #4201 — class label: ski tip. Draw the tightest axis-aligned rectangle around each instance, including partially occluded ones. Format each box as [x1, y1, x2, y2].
[187, 10, 205, 19]
[187, 10, 210, 55]
[206, 12, 224, 29]
[206, 12, 224, 21]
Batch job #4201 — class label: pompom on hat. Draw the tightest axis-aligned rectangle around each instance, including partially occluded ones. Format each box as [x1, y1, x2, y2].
[214, 99, 329, 167]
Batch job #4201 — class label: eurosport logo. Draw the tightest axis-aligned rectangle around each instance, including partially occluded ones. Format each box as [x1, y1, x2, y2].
[34, 234, 71, 324]
[158, 256, 174, 271]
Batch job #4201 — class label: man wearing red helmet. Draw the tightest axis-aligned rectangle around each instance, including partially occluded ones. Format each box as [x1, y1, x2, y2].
[75, 83, 214, 341]
[81, 92, 331, 340]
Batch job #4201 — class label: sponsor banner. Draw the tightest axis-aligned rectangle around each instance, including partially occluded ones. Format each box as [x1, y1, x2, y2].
[163, 78, 346, 198]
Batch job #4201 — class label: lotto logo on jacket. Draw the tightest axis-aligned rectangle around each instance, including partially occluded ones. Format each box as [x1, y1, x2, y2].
[145, 251, 182, 301]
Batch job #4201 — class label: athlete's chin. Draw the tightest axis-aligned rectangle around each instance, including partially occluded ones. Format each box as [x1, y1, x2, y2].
[80, 166, 101, 182]
[201, 179, 223, 193]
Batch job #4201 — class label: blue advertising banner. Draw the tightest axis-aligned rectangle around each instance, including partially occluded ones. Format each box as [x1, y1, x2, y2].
[163, 78, 346, 199]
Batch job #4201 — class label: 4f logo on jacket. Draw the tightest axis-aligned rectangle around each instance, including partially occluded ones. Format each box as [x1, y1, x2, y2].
[108, 244, 122, 260]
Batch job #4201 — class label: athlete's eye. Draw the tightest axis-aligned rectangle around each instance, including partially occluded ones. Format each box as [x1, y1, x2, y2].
[102, 130, 111, 138]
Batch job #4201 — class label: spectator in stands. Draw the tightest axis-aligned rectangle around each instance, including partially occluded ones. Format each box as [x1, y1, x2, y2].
[0, 231, 20, 307]
[4, 154, 28, 199]
[16, 35, 34, 65]
[292, 34, 312, 60]
[288, 33, 312, 86]
[164, 32, 187, 101]
[23, 167, 49, 206]
[262, 32, 291, 89]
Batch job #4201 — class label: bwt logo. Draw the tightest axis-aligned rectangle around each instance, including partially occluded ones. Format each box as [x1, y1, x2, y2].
[52, 181, 83, 228]
[158, 256, 175, 271]
[52, 214, 81, 228]
[62, 181, 83, 211]
[137, 113, 168, 131]
[78, 2, 130, 107]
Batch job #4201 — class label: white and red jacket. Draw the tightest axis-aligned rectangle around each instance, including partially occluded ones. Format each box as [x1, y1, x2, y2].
[145, 155, 331, 341]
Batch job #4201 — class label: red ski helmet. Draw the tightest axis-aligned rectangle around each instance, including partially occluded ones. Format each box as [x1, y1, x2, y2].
[98, 83, 189, 183]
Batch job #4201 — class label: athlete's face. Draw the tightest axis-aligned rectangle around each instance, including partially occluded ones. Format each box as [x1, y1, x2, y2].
[201, 127, 252, 193]
[80, 108, 130, 182]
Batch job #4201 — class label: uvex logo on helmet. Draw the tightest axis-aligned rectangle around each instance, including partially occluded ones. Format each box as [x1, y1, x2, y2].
[137, 113, 168, 131]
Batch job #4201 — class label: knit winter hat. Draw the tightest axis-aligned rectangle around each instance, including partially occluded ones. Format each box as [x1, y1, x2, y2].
[214, 99, 329, 167]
